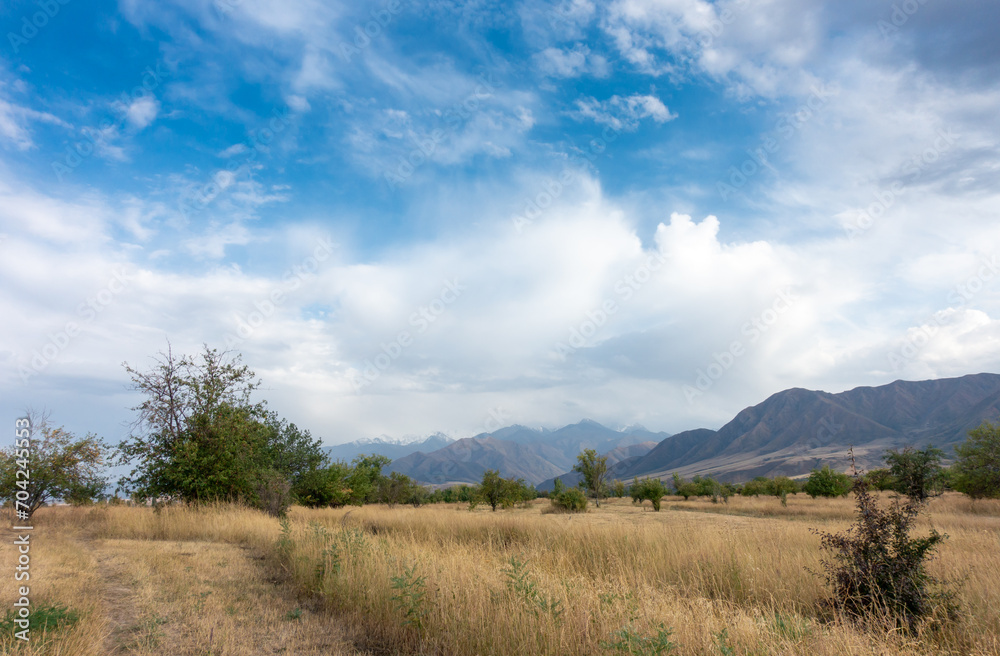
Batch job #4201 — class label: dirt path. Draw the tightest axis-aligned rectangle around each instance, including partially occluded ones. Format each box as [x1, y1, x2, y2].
[77, 533, 366, 656]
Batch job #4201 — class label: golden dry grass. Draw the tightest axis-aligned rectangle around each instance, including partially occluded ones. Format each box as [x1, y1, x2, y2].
[1, 505, 364, 656]
[2, 493, 999, 655]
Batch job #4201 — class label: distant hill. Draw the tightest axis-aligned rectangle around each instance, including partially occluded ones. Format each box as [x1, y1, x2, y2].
[386, 421, 670, 485]
[357, 373, 1000, 487]
[622, 373, 1000, 482]
[324, 433, 454, 463]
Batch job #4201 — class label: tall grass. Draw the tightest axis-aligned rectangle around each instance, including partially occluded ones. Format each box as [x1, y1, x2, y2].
[268, 495, 1000, 655]
[7, 493, 999, 655]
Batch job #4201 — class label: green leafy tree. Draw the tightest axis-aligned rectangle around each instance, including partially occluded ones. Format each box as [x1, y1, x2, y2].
[1, 419, 107, 518]
[117, 345, 326, 515]
[550, 486, 588, 512]
[952, 421, 1000, 499]
[377, 471, 425, 507]
[347, 454, 392, 505]
[768, 476, 799, 498]
[884, 445, 945, 501]
[152, 404, 275, 504]
[573, 448, 609, 508]
[631, 477, 666, 511]
[671, 472, 683, 494]
[475, 469, 525, 511]
[864, 468, 896, 491]
[117, 345, 264, 498]
[804, 465, 853, 498]
[740, 477, 770, 497]
[295, 461, 353, 508]
[612, 479, 626, 498]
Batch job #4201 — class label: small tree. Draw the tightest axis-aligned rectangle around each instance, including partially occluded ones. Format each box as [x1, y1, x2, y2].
[550, 486, 588, 512]
[475, 469, 523, 511]
[612, 479, 626, 498]
[348, 454, 391, 505]
[631, 477, 666, 511]
[884, 445, 945, 501]
[804, 465, 853, 498]
[952, 421, 1000, 499]
[863, 468, 896, 491]
[1, 420, 107, 518]
[378, 472, 424, 507]
[740, 477, 770, 497]
[294, 461, 352, 508]
[573, 448, 609, 508]
[768, 476, 799, 505]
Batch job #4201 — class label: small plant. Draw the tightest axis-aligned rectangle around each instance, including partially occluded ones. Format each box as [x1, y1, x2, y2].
[0, 603, 80, 635]
[285, 607, 303, 621]
[601, 623, 677, 655]
[771, 612, 811, 641]
[277, 516, 294, 556]
[713, 628, 735, 656]
[502, 556, 564, 621]
[390, 562, 429, 632]
[193, 591, 212, 613]
[812, 462, 957, 632]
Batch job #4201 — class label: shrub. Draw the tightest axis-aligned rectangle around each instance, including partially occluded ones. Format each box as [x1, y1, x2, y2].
[952, 420, 1000, 499]
[631, 477, 666, 511]
[812, 473, 956, 632]
[804, 466, 852, 498]
[550, 486, 588, 512]
[884, 445, 945, 501]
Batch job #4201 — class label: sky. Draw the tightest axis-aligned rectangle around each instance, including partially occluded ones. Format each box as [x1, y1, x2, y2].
[1, 0, 999, 446]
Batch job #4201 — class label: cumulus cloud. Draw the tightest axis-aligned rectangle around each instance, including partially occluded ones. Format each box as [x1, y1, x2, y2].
[533, 44, 610, 78]
[572, 93, 676, 131]
[124, 95, 160, 131]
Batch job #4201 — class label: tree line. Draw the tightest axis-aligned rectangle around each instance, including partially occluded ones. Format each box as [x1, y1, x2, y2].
[2, 345, 1000, 517]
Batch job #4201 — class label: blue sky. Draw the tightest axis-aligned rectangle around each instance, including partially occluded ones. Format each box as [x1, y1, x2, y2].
[2, 0, 999, 445]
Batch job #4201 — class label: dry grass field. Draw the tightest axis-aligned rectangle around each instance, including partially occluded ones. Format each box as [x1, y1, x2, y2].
[3, 493, 999, 655]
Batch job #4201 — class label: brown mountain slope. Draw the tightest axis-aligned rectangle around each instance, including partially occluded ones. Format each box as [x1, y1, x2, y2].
[624, 373, 1000, 481]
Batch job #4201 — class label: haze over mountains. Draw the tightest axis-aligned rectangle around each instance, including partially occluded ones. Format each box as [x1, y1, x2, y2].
[339, 374, 1000, 487]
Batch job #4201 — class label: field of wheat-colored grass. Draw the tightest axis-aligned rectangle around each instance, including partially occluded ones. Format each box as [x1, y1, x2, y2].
[3, 492, 999, 655]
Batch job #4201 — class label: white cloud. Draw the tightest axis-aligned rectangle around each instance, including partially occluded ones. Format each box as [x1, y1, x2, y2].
[0, 97, 68, 151]
[572, 93, 676, 131]
[124, 95, 160, 131]
[534, 44, 610, 78]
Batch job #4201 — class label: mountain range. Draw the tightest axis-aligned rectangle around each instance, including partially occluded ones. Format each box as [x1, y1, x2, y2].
[383, 421, 665, 486]
[335, 373, 1000, 487]
[324, 432, 455, 463]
